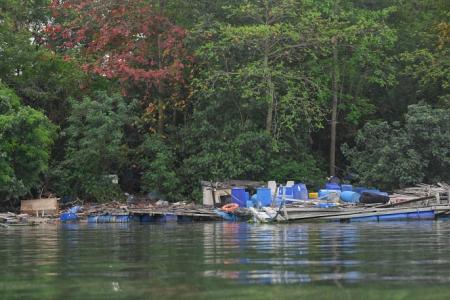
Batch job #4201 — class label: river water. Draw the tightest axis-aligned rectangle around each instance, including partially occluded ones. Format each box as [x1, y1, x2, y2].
[1, 221, 450, 299]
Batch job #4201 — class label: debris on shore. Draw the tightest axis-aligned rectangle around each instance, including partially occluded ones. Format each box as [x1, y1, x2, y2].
[3, 182, 449, 227]
[60, 200, 221, 223]
[0, 212, 55, 227]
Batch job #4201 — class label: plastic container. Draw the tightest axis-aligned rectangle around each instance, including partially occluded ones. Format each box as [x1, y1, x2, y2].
[277, 186, 295, 204]
[162, 213, 177, 222]
[278, 186, 294, 198]
[319, 189, 341, 198]
[115, 215, 130, 223]
[257, 187, 272, 206]
[250, 194, 258, 208]
[309, 192, 318, 199]
[60, 213, 78, 222]
[87, 215, 98, 223]
[325, 183, 341, 190]
[140, 214, 154, 222]
[231, 187, 248, 207]
[340, 191, 361, 203]
[293, 184, 308, 200]
[341, 184, 353, 192]
[68, 206, 82, 214]
[97, 215, 111, 223]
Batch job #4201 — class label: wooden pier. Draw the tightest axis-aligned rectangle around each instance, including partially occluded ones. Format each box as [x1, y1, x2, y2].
[85, 204, 221, 223]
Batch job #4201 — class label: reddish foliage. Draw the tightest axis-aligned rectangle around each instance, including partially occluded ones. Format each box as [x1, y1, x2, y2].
[46, 0, 189, 96]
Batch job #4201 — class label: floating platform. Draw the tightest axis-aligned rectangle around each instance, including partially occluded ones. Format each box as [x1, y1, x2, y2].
[230, 205, 450, 223]
[281, 206, 439, 222]
[86, 208, 222, 224]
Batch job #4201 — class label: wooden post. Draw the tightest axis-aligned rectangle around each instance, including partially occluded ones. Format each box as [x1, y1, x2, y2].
[282, 186, 288, 221]
[436, 192, 441, 205]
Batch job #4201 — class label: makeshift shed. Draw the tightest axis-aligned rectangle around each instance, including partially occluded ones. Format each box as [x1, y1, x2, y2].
[201, 180, 264, 207]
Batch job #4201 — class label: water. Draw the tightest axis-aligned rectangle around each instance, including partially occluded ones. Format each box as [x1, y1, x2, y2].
[1, 221, 450, 299]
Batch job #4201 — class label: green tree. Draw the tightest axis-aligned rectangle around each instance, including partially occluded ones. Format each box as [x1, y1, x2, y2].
[319, 1, 397, 175]
[0, 0, 50, 84]
[368, 0, 450, 119]
[51, 92, 133, 202]
[138, 135, 181, 200]
[343, 104, 450, 190]
[0, 83, 56, 204]
[192, 0, 326, 138]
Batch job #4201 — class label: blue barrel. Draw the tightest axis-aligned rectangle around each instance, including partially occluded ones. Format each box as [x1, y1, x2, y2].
[293, 184, 308, 200]
[341, 184, 353, 192]
[87, 215, 98, 223]
[231, 187, 248, 207]
[278, 186, 294, 198]
[97, 215, 112, 223]
[163, 213, 177, 222]
[250, 194, 258, 208]
[60, 213, 78, 222]
[257, 188, 272, 206]
[340, 191, 361, 203]
[325, 183, 341, 190]
[115, 215, 130, 223]
[277, 186, 294, 204]
[140, 214, 154, 222]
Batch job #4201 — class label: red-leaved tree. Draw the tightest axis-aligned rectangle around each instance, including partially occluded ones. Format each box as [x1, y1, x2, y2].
[46, 0, 190, 133]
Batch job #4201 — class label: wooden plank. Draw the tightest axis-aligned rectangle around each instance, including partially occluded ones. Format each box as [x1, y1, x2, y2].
[378, 195, 435, 208]
[284, 206, 441, 221]
[20, 198, 59, 215]
[321, 207, 436, 220]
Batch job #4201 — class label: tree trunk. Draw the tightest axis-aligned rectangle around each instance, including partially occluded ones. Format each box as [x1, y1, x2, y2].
[264, 42, 274, 134]
[329, 36, 338, 176]
[158, 97, 164, 134]
[157, 33, 164, 135]
[266, 79, 275, 134]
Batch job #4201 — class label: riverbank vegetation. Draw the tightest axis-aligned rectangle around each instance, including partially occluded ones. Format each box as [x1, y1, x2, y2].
[0, 0, 448, 205]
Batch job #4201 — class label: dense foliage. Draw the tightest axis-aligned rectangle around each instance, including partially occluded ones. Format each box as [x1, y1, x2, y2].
[50, 92, 133, 201]
[0, 84, 56, 204]
[342, 104, 450, 190]
[0, 0, 448, 203]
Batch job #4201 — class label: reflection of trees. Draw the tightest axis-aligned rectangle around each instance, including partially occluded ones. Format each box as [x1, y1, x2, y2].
[0, 220, 444, 298]
[0, 225, 59, 299]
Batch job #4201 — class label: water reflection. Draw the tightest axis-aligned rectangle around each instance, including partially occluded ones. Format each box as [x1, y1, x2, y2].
[202, 221, 441, 285]
[0, 220, 449, 300]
